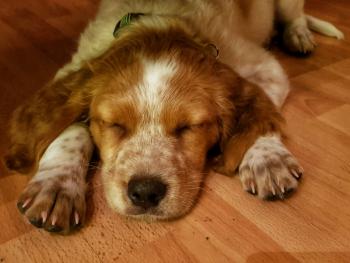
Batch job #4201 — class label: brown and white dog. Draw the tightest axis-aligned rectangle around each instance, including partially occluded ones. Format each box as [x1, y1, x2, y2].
[4, 0, 343, 234]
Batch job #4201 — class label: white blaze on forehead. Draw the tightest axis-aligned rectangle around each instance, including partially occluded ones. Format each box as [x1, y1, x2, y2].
[137, 59, 177, 120]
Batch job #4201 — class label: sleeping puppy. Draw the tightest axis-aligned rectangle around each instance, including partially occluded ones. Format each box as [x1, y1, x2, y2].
[4, 0, 343, 233]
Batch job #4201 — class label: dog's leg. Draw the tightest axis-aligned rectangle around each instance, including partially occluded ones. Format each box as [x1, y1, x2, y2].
[223, 40, 304, 199]
[276, 0, 316, 54]
[17, 123, 94, 234]
[225, 38, 290, 108]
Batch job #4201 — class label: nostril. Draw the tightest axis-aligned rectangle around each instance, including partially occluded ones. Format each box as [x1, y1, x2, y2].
[127, 177, 167, 209]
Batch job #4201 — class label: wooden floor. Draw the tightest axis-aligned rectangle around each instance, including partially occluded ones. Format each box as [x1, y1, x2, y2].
[0, 0, 350, 262]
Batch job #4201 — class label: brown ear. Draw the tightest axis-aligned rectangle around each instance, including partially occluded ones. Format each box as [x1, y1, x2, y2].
[4, 67, 93, 174]
[214, 79, 284, 176]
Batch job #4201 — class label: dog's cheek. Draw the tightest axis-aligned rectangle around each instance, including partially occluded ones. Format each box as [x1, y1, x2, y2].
[168, 170, 203, 218]
[90, 122, 121, 163]
[181, 138, 204, 169]
[181, 128, 218, 169]
[89, 121, 101, 149]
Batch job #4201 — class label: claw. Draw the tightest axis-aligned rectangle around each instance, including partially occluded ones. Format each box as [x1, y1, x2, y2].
[251, 183, 256, 194]
[271, 186, 276, 196]
[74, 211, 80, 225]
[291, 169, 302, 179]
[298, 167, 304, 174]
[281, 185, 285, 193]
[51, 215, 57, 226]
[41, 211, 48, 224]
[22, 198, 32, 208]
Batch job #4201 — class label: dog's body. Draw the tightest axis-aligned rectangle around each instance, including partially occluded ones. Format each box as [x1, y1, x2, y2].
[5, 0, 343, 234]
[56, 0, 278, 80]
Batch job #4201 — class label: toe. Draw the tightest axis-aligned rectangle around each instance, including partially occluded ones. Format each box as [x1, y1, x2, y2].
[24, 190, 57, 227]
[283, 26, 316, 55]
[282, 154, 304, 180]
[257, 173, 279, 200]
[44, 192, 74, 234]
[17, 182, 42, 213]
[239, 168, 257, 195]
[17, 198, 32, 214]
[255, 165, 299, 201]
[29, 217, 44, 228]
[71, 195, 86, 229]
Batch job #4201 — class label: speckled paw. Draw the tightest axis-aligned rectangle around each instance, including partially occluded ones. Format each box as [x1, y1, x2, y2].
[239, 135, 303, 200]
[17, 173, 86, 234]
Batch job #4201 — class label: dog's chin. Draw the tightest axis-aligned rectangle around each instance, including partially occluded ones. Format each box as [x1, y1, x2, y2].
[122, 205, 192, 222]
[124, 208, 165, 222]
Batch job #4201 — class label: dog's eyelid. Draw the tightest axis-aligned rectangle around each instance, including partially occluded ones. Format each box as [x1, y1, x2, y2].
[99, 119, 127, 131]
[174, 121, 212, 136]
[110, 122, 128, 133]
[175, 124, 191, 133]
[111, 122, 124, 128]
[193, 122, 208, 128]
[192, 120, 215, 128]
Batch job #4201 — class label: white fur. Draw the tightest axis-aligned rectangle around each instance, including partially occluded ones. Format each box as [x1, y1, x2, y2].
[32, 124, 94, 183]
[53, 0, 275, 84]
[99, 59, 181, 215]
[138, 59, 177, 119]
[306, 15, 345, 39]
[53, 0, 343, 106]
[236, 51, 290, 108]
[50, 0, 294, 210]
[28, 0, 342, 220]
[104, 180, 127, 214]
[239, 134, 302, 199]
[20, 124, 94, 231]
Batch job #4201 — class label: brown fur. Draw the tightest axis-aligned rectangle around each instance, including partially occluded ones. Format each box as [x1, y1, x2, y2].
[215, 80, 284, 175]
[4, 19, 283, 179]
[4, 68, 93, 174]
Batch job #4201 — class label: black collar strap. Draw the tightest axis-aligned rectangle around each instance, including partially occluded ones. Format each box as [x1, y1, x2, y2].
[113, 13, 145, 37]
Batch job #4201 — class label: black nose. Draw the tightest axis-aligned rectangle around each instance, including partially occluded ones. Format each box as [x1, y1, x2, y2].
[127, 177, 167, 209]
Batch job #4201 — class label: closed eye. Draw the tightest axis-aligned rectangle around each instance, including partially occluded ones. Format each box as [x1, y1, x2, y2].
[174, 122, 209, 137]
[99, 119, 127, 132]
[174, 124, 191, 136]
[111, 122, 125, 130]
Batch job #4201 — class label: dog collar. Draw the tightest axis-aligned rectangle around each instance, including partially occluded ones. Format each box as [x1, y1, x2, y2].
[113, 13, 144, 37]
[113, 13, 219, 58]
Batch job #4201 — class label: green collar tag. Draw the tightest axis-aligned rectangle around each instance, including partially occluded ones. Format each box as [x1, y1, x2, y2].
[113, 13, 144, 37]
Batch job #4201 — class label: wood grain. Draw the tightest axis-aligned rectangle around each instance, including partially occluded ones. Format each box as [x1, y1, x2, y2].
[0, 0, 350, 262]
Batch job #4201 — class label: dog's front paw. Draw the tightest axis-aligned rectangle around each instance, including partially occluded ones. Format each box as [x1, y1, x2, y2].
[283, 22, 316, 54]
[239, 135, 303, 200]
[17, 171, 86, 234]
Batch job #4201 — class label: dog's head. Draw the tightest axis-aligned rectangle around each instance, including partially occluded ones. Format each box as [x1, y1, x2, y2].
[87, 18, 238, 219]
[5, 17, 281, 220]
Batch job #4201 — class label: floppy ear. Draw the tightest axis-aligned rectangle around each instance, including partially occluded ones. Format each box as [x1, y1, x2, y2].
[4, 67, 93, 174]
[214, 79, 284, 176]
